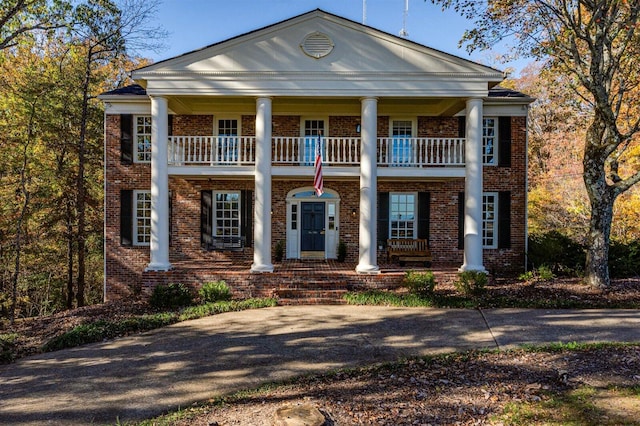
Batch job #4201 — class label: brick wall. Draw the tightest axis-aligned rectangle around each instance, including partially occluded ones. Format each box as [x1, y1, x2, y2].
[105, 113, 527, 300]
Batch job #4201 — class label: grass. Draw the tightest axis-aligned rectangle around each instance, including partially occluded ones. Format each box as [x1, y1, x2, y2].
[344, 290, 482, 308]
[42, 298, 277, 352]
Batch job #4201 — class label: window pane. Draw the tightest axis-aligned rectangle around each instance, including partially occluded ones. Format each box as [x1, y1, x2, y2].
[213, 191, 241, 237]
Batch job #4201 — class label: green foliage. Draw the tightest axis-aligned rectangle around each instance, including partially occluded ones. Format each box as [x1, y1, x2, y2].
[402, 271, 436, 296]
[274, 240, 285, 262]
[0, 333, 19, 363]
[528, 231, 586, 276]
[178, 298, 277, 321]
[519, 265, 555, 283]
[149, 283, 193, 310]
[343, 291, 433, 307]
[199, 281, 232, 303]
[455, 271, 487, 296]
[609, 240, 640, 278]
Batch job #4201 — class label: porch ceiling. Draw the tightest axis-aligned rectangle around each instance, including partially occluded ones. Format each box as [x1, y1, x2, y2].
[167, 95, 465, 116]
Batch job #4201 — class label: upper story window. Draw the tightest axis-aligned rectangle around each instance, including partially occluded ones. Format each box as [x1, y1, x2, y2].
[216, 118, 239, 163]
[135, 116, 152, 163]
[389, 193, 416, 239]
[302, 119, 326, 165]
[483, 118, 497, 165]
[482, 192, 498, 248]
[133, 190, 151, 245]
[390, 119, 415, 166]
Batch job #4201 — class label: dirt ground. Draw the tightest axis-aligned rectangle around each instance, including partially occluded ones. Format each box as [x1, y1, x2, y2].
[1, 277, 639, 425]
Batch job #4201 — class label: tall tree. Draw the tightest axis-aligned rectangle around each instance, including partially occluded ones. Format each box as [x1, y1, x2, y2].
[0, 0, 70, 50]
[432, 0, 640, 288]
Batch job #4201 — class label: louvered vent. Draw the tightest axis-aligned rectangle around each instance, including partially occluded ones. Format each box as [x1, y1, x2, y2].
[300, 32, 334, 59]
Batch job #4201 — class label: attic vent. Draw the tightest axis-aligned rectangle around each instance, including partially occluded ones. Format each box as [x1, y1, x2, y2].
[300, 32, 334, 59]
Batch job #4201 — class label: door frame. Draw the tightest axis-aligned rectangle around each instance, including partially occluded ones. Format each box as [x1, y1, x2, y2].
[285, 187, 340, 260]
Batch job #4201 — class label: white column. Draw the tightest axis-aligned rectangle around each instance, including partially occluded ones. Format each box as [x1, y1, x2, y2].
[356, 97, 380, 274]
[251, 97, 274, 273]
[146, 96, 171, 271]
[460, 98, 486, 272]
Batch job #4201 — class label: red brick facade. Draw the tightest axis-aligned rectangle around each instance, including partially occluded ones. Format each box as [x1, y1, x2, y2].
[105, 114, 527, 300]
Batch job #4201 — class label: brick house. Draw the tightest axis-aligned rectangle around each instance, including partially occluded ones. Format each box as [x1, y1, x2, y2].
[99, 9, 532, 300]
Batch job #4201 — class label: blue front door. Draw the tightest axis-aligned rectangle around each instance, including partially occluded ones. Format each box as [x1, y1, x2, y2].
[301, 202, 325, 251]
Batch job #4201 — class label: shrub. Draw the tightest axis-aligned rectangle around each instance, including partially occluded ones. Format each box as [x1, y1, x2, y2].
[609, 239, 640, 278]
[403, 271, 436, 296]
[455, 271, 487, 296]
[274, 240, 285, 262]
[337, 240, 347, 262]
[149, 283, 193, 310]
[528, 231, 586, 276]
[199, 281, 232, 303]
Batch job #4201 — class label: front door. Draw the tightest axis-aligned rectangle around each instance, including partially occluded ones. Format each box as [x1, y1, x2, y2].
[301, 202, 325, 252]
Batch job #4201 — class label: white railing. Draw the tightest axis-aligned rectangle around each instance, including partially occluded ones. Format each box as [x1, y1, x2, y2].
[273, 137, 361, 165]
[167, 136, 465, 167]
[168, 136, 255, 165]
[378, 137, 465, 167]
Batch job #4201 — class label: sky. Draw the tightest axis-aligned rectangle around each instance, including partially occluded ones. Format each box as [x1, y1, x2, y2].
[139, 0, 530, 77]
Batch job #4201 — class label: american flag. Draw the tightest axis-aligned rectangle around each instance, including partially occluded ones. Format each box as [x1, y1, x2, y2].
[313, 134, 324, 197]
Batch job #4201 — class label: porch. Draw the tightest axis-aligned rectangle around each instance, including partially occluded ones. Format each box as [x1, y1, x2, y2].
[142, 259, 461, 305]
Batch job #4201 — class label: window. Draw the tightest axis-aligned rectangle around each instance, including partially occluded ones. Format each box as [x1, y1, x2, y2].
[214, 192, 241, 237]
[135, 116, 152, 162]
[217, 118, 239, 163]
[389, 193, 416, 238]
[390, 119, 414, 165]
[482, 192, 498, 248]
[133, 190, 151, 245]
[302, 119, 325, 165]
[483, 118, 497, 165]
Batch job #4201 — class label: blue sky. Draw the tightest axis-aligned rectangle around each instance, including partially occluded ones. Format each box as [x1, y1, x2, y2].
[141, 0, 529, 76]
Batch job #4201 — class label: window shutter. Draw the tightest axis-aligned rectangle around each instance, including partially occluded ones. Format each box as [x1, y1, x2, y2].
[201, 191, 213, 248]
[377, 192, 389, 248]
[458, 192, 465, 250]
[458, 116, 466, 138]
[498, 191, 511, 249]
[417, 192, 430, 241]
[498, 117, 512, 167]
[120, 114, 133, 164]
[120, 190, 133, 246]
[168, 114, 173, 136]
[168, 191, 173, 246]
[241, 190, 253, 247]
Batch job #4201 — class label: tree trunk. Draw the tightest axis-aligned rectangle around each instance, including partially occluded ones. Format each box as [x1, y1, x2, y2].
[66, 199, 74, 310]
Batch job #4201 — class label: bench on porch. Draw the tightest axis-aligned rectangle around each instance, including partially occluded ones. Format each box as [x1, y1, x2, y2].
[387, 238, 433, 267]
[205, 236, 245, 252]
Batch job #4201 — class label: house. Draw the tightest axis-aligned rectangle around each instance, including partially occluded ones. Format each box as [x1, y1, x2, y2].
[99, 9, 533, 301]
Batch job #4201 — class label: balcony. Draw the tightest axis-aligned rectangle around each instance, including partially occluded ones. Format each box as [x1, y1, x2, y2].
[167, 136, 465, 177]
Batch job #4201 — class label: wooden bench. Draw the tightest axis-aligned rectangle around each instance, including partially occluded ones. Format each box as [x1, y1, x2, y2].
[205, 236, 245, 252]
[387, 239, 432, 267]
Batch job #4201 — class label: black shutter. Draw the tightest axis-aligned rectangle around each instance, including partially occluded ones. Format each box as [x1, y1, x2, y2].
[498, 117, 512, 167]
[377, 192, 389, 248]
[168, 114, 173, 136]
[201, 190, 213, 248]
[241, 190, 253, 247]
[498, 191, 511, 249]
[168, 191, 173, 246]
[120, 190, 133, 246]
[457, 192, 465, 250]
[458, 116, 466, 138]
[417, 192, 430, 241]
[120, 114, 133, 164]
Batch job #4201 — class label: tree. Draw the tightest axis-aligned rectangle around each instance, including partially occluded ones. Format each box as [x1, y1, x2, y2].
[0, 0, 70, 50]
[432, 0, 640, 288]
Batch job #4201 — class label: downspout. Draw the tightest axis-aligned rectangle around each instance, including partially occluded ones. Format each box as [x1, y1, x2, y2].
[103, 108, 107, 302]
[524, 104, 530, 272]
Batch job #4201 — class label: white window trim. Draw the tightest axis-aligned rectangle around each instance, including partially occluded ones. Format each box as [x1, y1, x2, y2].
[482, 192, 498, 249]
[389, 192, 418, 239]
[212, 191, 242, 237]
[388, 117, 417, 138]
[483, 117, 498, 166]
[300, 117, 329, 137]
[133, 190, 151, 246]
[133, 115, 152, 164]
[214, 116, 242, 136]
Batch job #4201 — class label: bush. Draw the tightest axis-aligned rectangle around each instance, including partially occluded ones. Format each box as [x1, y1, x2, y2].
[199, 281, 232, 303]
[337, 240, 347, 262]
[609, 240, 640, 278]
[519, 265, 555, 282]
[274, 240, 285, 262]
[403, 271, 436, 296]
[528, 231, 586, 276]
[455, 271, 487, 296]
[149, 283, 193, 310]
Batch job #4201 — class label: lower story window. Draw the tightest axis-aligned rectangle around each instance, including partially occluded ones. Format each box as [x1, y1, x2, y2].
[483, 192, 498, 248]
[134, 190, 151, 245]
[214, 192, 240, 237]
[390, 193, 416, 238]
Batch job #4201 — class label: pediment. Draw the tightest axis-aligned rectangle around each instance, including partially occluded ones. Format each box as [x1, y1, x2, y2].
[133, 9, 503, 97]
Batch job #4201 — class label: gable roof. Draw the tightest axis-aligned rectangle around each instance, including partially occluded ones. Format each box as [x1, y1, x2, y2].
[131, 9, 504, 98]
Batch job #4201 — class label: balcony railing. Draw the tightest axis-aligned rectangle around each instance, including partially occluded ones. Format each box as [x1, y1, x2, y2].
[167, 136, 465, 167]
